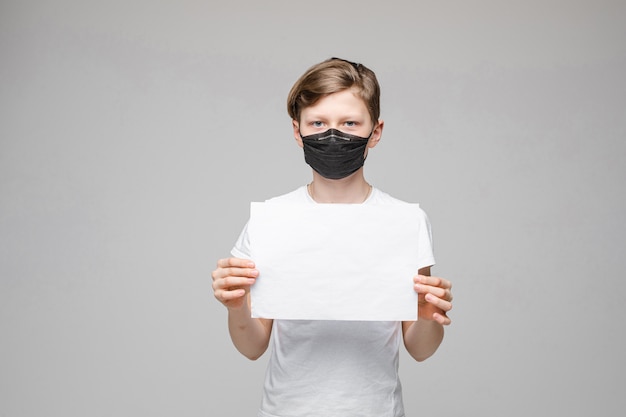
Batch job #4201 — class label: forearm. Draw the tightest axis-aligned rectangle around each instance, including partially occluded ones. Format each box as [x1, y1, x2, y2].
[227, 298, 271, 360]
[402, 319, 444, 362]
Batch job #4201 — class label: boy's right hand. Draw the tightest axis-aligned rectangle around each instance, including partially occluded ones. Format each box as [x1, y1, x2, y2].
[211, 257, 259, 310]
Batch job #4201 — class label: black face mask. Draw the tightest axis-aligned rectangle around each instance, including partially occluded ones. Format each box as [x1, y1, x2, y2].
[301, 128, 371, 179]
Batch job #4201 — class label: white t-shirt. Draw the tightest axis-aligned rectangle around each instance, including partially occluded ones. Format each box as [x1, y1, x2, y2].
[231, 186, 435, 417]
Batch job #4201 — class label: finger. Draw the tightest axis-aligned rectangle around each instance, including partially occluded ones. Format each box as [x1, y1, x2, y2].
[224, 266, 259, 279]
[217, 257, 255, 269]
[439, 277, 452, 290]
[215, 288, 246, 302]
[433, 312, 452, 326]
[212, 276, 256, 291]
[415, 274, 451, 290]
[414, 283, 451, 301]
[425, 293, 453, 313]
[212, 266, 259, 282]
[414, 275, 453, 303]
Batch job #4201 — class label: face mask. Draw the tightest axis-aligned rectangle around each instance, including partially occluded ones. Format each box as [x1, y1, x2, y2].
[300, 128, 371, 180]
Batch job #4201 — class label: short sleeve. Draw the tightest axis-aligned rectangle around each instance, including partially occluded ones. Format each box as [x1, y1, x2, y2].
[231, 221, 251, 259]
[416, 207, 436, 270]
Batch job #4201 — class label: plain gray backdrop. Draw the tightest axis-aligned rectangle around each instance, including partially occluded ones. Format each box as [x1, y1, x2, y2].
[1, 0, 625, 416]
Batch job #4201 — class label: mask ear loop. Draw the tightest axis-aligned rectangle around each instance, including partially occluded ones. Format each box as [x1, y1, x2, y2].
[363, 123, 380, 161]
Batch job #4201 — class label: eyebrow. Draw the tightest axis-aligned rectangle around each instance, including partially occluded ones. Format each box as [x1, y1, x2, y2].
[302, 113, 365, 121]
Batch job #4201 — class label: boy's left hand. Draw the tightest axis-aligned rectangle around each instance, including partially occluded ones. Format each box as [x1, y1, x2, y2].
[414, 274, 453, 325]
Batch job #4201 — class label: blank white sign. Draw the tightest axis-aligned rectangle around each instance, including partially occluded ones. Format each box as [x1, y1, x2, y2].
[248, 202, 422, 321]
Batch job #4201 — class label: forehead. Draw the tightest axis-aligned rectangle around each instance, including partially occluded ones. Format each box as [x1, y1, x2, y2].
[301, 89, 369, 117]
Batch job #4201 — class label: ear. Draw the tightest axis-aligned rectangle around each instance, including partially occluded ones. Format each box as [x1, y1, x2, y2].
[292, 119, 303, 148]
[367, 119, 384, 149]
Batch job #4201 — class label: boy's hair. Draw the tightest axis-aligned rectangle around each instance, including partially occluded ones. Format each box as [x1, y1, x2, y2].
[287, 57, 381, 124]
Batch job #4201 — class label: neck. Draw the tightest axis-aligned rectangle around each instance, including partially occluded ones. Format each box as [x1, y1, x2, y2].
[308, 170, 372, 203]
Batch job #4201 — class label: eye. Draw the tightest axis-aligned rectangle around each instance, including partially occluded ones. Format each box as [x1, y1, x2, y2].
[312, 121, 324, 128]
[344, 121, 357, 127]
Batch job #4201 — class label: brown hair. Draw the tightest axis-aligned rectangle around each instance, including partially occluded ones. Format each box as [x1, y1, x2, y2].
[287, 57, 381, 124]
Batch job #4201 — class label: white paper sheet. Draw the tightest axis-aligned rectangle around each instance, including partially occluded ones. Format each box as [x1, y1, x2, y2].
[248, 202, 422, 321]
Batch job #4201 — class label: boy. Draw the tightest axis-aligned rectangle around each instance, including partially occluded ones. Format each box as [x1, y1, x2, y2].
[212, 57, 453, 417]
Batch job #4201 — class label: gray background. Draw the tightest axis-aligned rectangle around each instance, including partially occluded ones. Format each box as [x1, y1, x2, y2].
[1, 0, 624, 416]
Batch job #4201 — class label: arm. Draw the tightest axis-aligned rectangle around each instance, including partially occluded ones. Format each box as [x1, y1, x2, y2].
[212, 257, 273, 360]
[402, 266, 453, 362]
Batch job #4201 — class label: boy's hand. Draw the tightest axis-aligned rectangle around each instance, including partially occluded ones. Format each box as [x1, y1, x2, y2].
[413, 274, 453, 325]
[212, 257, 259, 310]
